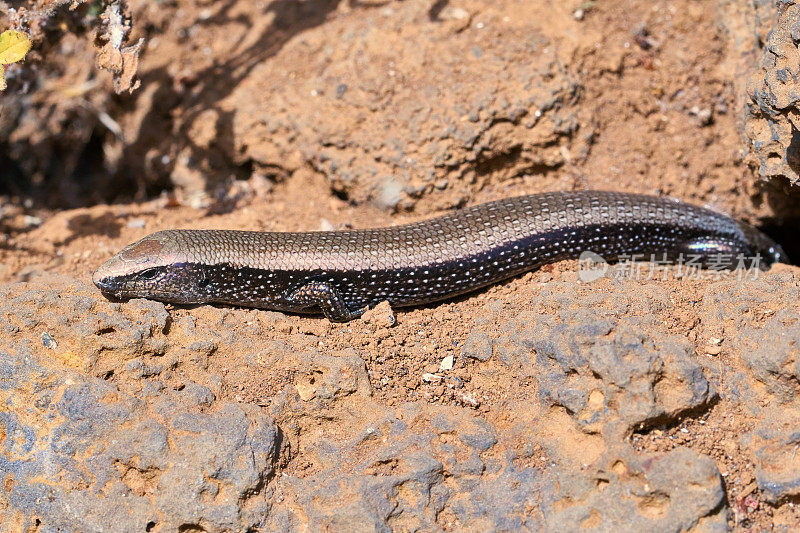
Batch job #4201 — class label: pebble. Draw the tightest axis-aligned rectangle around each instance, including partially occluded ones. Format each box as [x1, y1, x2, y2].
[689, 105, 712, 125]
[361, 301, 396, 328]
[296, 381, 317, 401]
[41, 332, 57, 349]
[440, 354, 454, 371]
[461, 331, 492, 361]
[440, 6, 469, 20]
[705, 345, 722, 356]
[23, 215, 42, 227]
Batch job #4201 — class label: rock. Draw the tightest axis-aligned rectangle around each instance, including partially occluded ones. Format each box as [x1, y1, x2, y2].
[745, 406, 800, 503]
[462, 331, 493, 361]
[439, 354, 454, 371]
[295, 379, 317, 401]
[735, 308, 800, 401]
[231, 1, 586, 210]
[361, 300, 396, 328]
[492, 297, 714, 432]
[544, 446, 728, 531]
[744, 0, 800, 184]
[41, 331, 57, 349]
[700, 273, 800, 403]
[268, 404, 548, 531]
[457, 419, 497, 452]
[0, 347, 283, 532]
[182, 382, 216, 407]
[306, 349, 372, 401]
[0, 273, 171, 376]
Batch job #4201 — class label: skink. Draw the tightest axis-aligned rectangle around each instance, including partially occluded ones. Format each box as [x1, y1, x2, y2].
[93, 191, 785, 321]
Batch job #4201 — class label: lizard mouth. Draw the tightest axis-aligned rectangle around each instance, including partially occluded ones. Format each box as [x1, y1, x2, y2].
[92, 277, 129, 301]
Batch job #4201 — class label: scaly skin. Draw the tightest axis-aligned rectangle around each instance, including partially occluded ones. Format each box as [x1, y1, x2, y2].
[93, 191, 785, 321]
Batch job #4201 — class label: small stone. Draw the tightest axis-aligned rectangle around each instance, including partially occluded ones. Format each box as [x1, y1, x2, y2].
[183, 382, 216, 407]
[740, 482, 757, 498]
[23, 215, 42, 227]
[41, 331, 57, 349]
[440, 6, 469, 20]
[375, 178, 403, 211]
[361, 301, 396, 327]
[705, 345, 722, 356]
[462, 331, 492, 361]
[296, 381, 317, 401]
[422, 373, 443, 383]
[689, 105, 712, 125]
[440, 354, 454, 371]
[126, 218, 146, 229]
[457, 392, 479, 407]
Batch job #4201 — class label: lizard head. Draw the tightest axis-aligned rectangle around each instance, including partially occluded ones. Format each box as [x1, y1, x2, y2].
[93, 230, 209, 304]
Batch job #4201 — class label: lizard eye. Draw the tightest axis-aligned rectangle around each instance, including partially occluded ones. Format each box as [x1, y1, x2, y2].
[139, 268, 160, 280]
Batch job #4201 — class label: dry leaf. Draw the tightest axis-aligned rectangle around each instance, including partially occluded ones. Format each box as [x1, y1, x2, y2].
[0, 30, 32, 65]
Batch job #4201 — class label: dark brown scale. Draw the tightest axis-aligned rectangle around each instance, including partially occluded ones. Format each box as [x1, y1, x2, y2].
[93, 191, 785, 321]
